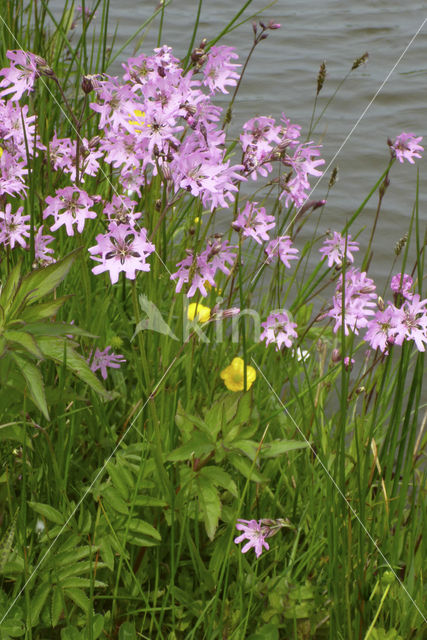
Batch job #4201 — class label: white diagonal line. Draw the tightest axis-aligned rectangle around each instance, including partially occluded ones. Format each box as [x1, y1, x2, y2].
[252, 16, 427, 283]
[0, 355, 178, 625]
[253, 357, 426, 622]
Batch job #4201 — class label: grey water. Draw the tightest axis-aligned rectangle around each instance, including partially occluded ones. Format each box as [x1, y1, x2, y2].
[49, 0, 427, 287]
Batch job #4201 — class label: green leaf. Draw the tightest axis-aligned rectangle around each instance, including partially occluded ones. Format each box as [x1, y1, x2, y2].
[4, 329, 43, 359]
[36, 336, 109, 399]
[0, 423, 33, 448]
[166, 431, 215, 462]
[230, 438, 259, 459]
[0, 259, 22, 315]
[18, 296, 70, 323]
[102, 487, 129, 515]
[261, 439, 309, 458]
[11, 248, 82, 314]
[247, 623, 279, 640]
[30, 581, 50, 627]
[199, 466, 238, 497]
[196, 476, 221, 540]
[51, 585, 64, 628]
[119, 621, 136, 640]
[228, 454, 265, 483]
[0, 511, 18, 573]
[106, 462, 131, 500]
[22, 321, 97, 338]
[64, 587, 90, 614]
[92, 613, 105, 639]
[61, 625, 82, 640]
[127, 519, 161, 541]
[10, 352, 49, 419]
[99, 537, 114, 572]
[28, 501, 65, 525]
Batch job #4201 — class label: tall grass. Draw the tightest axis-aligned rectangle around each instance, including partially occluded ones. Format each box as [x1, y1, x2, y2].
[0, 2, 425, 639]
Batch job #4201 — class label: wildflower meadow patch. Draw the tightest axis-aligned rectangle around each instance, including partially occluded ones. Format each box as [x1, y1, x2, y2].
[0, 2, 425, 639]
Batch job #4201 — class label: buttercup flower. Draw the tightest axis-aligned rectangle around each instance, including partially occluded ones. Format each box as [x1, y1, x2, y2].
[220, 357, 256, 391]
[188, 302, 211, 323]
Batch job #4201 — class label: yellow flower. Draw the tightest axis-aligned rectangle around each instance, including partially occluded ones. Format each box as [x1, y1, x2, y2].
[220, 357, 256, 392]
[188, 302, 211, 323]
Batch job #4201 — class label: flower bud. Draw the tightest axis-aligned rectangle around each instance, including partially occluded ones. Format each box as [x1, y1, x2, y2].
[331, 348, 341, 363]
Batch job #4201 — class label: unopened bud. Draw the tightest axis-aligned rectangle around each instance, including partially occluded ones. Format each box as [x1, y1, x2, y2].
[267, 20, 281, 30]
[377, 296, 385, 312]
[81, 74, 101, 93]
[331, 348, 341, 363]
[155, 199, 162, 211]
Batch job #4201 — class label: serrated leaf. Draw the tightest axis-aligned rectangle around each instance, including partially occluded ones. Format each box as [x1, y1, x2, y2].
[51, 585, 64, 628]
[28, 501, 65, 525]
[102, 487, 129, 515]
[64, 587, 90, 613]
[60, 577, 106, 589]
[0, 510, 18, 572]
[127, 519, 161, 540]
[133, 496, 168, 507]
[198, 466, 238, 497]
[4, 329, 43, 358]
[106, 462, 130, 500]
[126, 534, 160, 547]
[261, 439, 309, 458]
[30, 581, 50, 627]
[10, 353, 49, 419]
[228, 454, 265, 483]
[166, 431, 214, 462]
[230, 438, 258, 459]
[196, 476, 221, 540]
[99, 537, 114, 571]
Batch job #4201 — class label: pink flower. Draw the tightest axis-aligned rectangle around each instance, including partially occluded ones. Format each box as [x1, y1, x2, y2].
[89, 346, 126, 380]
[0, 50, 44, 101]
[265, 236, 299, 268]
[390, 273, 413, 300]
[393, 294, 427, 352]
[328, 268, 377, 335]
[0, 150, 28, 197]
[391, 132, 423, 164]
[234, 519, 270, 558]
[232, 201, 275, 244]
[171, 239, 236, 298]
[0, 204, 30, 249]
[89, 222, 155, 284]
[34, 227, 55, 265]
[260, 311, 298, 351]
[202, 46, 240, 94]
[43, 187, 97, 236]
[364, 305, 400, 353]
[319, 231, 359, 268]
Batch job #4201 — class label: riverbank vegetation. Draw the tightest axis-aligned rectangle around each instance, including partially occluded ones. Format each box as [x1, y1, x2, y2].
[0, 1, 425, 638]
